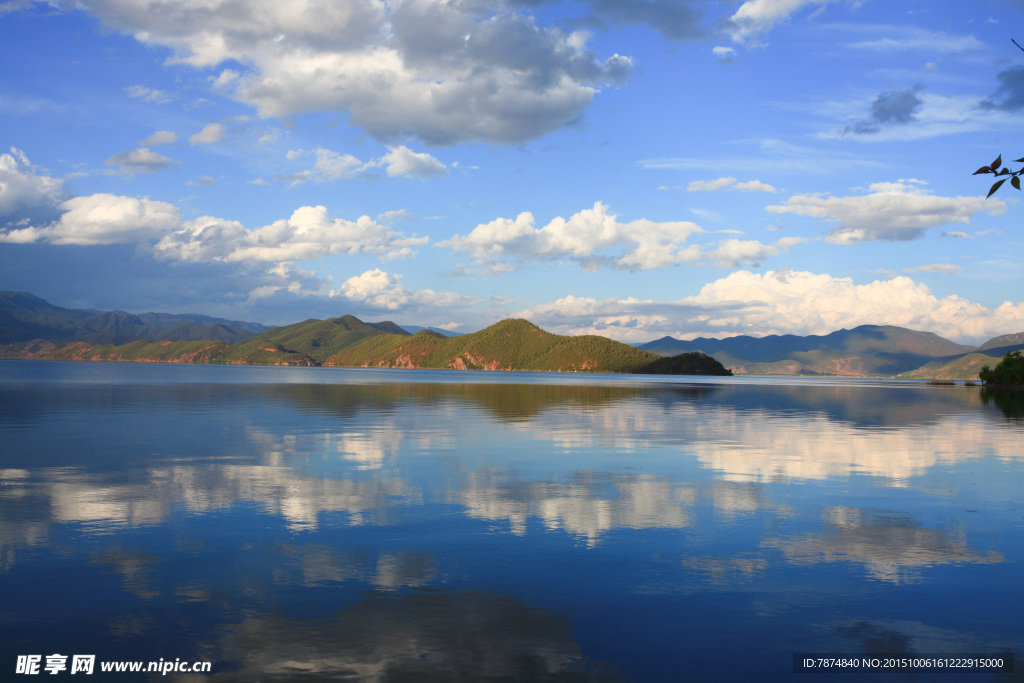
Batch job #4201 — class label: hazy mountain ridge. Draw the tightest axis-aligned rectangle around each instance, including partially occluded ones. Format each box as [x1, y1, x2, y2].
[637, 325, 1024, 379]
[0, 291, 270, 345]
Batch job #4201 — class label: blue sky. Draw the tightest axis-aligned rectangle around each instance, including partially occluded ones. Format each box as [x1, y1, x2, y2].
[1, 0, 1023, 344]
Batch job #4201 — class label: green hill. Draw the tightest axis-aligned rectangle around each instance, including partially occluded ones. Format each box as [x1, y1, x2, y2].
[2, 313, 407, 366]
[633, 352, 732, 376]
[328, 318, 665, 373]
[223, 314, 406, 365]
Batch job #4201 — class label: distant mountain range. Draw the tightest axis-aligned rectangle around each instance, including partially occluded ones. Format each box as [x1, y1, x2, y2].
[2, 292, 1022, 378]
[0, 291, 271, 345]
[636, 325, 1024, 379]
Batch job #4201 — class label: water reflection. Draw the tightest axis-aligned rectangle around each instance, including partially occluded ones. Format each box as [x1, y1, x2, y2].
[981, 387, 1024, 420]
[208, 590, 619, 682]
[1, 378, 1020, 551]
[0, 366, 1021, 680]
[763, 507, 1004, 584]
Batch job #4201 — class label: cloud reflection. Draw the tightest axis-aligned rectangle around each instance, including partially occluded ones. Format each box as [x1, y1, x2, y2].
[764, 507, 1003, 584]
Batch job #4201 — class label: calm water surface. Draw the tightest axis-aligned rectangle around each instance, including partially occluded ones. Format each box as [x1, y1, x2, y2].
[1, 361, 1021, 681]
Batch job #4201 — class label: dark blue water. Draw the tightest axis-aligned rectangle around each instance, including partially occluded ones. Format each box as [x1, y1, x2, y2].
[1, 361, 1021, 681]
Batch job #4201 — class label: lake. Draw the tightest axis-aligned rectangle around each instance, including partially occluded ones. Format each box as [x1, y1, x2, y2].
[1, 361, 1021, 681]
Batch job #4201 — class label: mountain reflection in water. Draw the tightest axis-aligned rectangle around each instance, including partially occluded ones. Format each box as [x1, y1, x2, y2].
[0, 363, 1020, 681]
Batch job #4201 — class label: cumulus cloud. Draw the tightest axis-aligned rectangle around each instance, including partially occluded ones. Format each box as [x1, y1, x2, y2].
[1, 193, 181, 245]
[104, 147, 175, 174]
[333, 268, 474, 312]
[711, 236, 804, 267]
[380, 145, 448, 179]
[516, 270, 1024, 344]
[0, 189, 427, 264]
[156, 205, 428, 263]
[140, 130, 178, 146]
[287, 146, 447, 184]
[440, 202, 802, 272]
[68, 0, 631, 146]
[0, 147, 65, 223]
[844, 85, 924, 135]
[439, 202, 708, 271]
[187, 176, 216, 187]
[766, 180, 1004, 243]
[190, 123, 225, 145]
[288, 149, 369, 184]
[288, 145, 448, 184]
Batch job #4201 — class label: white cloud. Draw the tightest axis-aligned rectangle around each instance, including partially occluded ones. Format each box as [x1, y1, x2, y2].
[710, 236, 804, 268]
[1, 187, 427, 265]
[440, 202, 801, 272]
[687, 177, 777, 192]
[380, 146, 447, 179]
[334, 268, 475, 312]
[727, 0, 833, 46]
[712, 46, 736, 63]
[843, 27, 986, 54]
[439, 202, 706, 271]
[190, 123, 225, 146]
[140, 130, 178, 146]
[104, 147, 175, 174]
[0, 147, 64, 221]
[734, 179, 776, 192]
[186, 176, 217, 187]
[1, 193, 181, 246]
[70, 0, 632, 146]
[688, 176, 736, 192]
[766, 181, 1005, 243]
[288, 148, 368, 185]
[124, 85, 171, 103]
[156, 205, 428, 263]
[516, 270, 1024, 345]
[288, 145, 447, 184]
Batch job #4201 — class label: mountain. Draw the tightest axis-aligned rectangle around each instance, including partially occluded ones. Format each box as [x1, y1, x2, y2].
[637, 325, 978, 377]
[221, 315, 408, 365]
[633, 352, 732, 376]
[977, 332, 1024, 351]
[0, 291, 269, 345]
[327, 318, 664, 373]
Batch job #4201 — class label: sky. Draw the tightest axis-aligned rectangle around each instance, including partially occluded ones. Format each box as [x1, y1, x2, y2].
[2, 0, 1024, 344]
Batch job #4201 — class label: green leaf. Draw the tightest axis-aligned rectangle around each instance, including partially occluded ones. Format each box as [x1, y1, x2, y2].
[987, 178, 1007, 198]
[1012, 176, 1020, 190]
[973, 166, 992, 175]
[1015, 157, 1024, 163]
[992, 154, 1003, 170]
